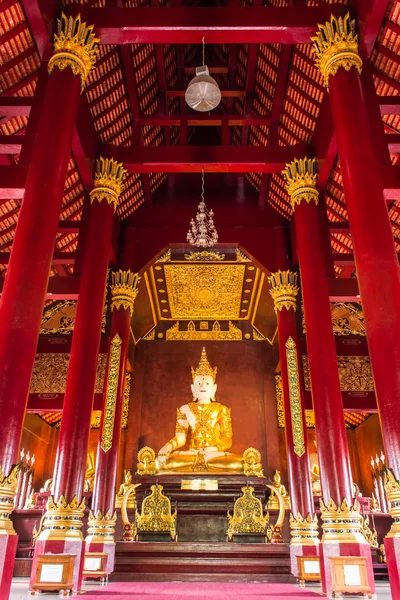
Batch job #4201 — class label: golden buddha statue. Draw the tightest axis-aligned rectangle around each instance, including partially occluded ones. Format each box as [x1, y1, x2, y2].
[157, 347, 243, 473]
[268, 470, 291, 510]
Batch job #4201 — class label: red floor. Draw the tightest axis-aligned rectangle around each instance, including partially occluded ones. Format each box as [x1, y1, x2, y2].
[82, 581, 323, 599]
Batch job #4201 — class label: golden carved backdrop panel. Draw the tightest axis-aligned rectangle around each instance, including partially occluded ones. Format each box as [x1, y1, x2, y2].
[30, 353, 107, 394]
[302, 355, 374, 392]
[163, 264, 245, 319]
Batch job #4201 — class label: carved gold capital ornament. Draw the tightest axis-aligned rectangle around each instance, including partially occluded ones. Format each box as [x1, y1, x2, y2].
[37, 495, 86, 541]
[90, 157, 127, 211]
[282, 158, 319, 210]
[48, 13, 99, 91]
[0, 465, 19, 535]
[111, 270, 140, 316]
[319, 497, 366, 544]
[86, 509, 117, 545]
[384, 468, 400, 538]
[268, 270, 299, 312]
[311, 12, 363, 88]
[289, 512, 319, 547]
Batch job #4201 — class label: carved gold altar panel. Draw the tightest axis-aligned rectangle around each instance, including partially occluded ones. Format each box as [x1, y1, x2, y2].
[227, 485, 269, 540]
[302, 355, 374, 392]
[163, 264, 245, 320]
[136, 484, 177, 539]
[30, 353, 107, 394]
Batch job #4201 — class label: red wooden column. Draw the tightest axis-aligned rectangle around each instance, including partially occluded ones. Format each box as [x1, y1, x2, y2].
[268, 270, 318, 578]
[283, 158, 375, 596]
[312, 13, 400, 596]
[86, 270, 140, 574]
[0, 14, 98, 600]
[31, 158, 127, 594]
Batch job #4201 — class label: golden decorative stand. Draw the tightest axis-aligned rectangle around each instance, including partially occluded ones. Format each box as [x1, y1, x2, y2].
[136, 484, 177, 541]
[227, 485, 269, 541]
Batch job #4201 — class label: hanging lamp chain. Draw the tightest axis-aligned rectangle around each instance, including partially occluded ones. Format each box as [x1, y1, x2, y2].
[202, 37, 205, 67]
[201, 168, 205, 203]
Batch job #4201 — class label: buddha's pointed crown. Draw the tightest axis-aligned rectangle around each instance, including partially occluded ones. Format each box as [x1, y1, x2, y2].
[191, 347, 217, 382]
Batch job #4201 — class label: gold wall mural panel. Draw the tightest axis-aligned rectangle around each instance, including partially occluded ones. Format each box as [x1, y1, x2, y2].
[302, 302, 365, 337]
[30, 353, 107, 394]
[302, 355, 374, 392]
[163, 264, 245, 320]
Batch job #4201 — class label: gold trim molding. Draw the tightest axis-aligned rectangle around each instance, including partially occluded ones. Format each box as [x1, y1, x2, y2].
[101, 333, 122, 453]
[111, 270, 140, 316]
[166, 320, 242, 341]
[268, 270, 299, 312]
[282, 158, 318, 210]
[286, 337, 306, 458]
[48, 13, 99, 90]
[90, 157, 127, 211]
[311, 12, 363, 88]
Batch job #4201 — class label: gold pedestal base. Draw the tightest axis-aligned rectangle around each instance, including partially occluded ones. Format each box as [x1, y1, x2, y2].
[320, 497, 366, 544]
[37, 495, 85, 542]
[86, 510, 117, 545]
[290, 512, 320, 547]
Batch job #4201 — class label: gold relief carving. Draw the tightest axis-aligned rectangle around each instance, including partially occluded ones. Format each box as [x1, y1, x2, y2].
[384, 468, 400, 538]
[0, 465, 19, 535]
[136, 484, 177, 539]
[236, 248, 251, 262]
[156, 249, 171, 263]
[41, 296, 107, 335]
[86, 509, 117, 544]
[302, 355, 374, 392]
[311, 12, 363, 88]
[111, 270, 140, 316]
[101, 333, 122, 453]
[285, 337, 306, 458]
[48, 13, 99, 90]
[361, 514, 378, 548]
[252, 327, 266, 341]
[166, 320, 242, 341]
[30, 353, 107, 394]
[227, 486, 269, 540]
[282, 158, 319, 210]
[142, 328, 156, 341]
[184, 251, 225, 261]
[302, 303, 366, 337]
[121, 372, 131, 429]
[268, 270, 299, 312]
[90, 157, 127, 211]
[243, 448, 264, 477]
[164, 264, 245, 320]
[289, 512, 319, 547]
[319, 497, 365, 544]
[275, 375, 285, 428]
[38, 495, 86, 541]
[137, 447, 158, 475]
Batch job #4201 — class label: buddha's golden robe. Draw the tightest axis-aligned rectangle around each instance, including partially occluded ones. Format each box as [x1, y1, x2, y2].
[162, 401, 243, 472]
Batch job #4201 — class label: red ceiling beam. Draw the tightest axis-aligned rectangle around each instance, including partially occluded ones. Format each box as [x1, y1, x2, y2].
[380, 96, 400, 115]
[327, 277, 360, 302]
[0, 136, 23, 154]
[139, 114, 271, 126]
[103, 143, 308, 173]
[0, 164, 28, 199]
[387, 134, 400, 154]
[0, 252, 76, 265]
[382, 165, 400, 200]
[79, 6, 342, 45]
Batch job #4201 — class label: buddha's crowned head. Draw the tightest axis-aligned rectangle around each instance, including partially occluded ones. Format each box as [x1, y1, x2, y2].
[191, 347, 217, 403]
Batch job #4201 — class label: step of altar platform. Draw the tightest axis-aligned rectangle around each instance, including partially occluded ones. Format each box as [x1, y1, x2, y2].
[111, 541, 295, 583]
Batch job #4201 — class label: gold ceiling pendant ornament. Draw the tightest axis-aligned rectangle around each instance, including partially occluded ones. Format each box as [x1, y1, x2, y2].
[86, 509, 117, 545]
[282, 158, 319, 209]
[243, 447, 264, 477]
[289, 512, 319, 547]
[268, 270, 299, 313]
[311, 12, 363, 88]
[101, 333, 122, 453]
[227, 486, 270, 541]
[0, 465, 19, 535]
[111, 270, 141, 316]
[136, 484, 177, 540]
[186, 170, 219, 248]
[37, 495, 86, 541]
[384, 468, 400, 538]
[48, 13, 99, 91]
[319, 497, 365, 544]
[90, 157, 127, 211]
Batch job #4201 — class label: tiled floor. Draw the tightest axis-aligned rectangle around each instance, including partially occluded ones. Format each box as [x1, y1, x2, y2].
[9, 578, 393, 599]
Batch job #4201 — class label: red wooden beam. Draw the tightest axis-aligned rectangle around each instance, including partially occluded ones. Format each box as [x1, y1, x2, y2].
[387, 134, 400, 154]
[382, 165, 400, 200]
[80, 6, 341, 45]
[0, 164, 28, 199]
[0, 136, 23, 154]
[327, 277, 360, 302]
[0, 252, 76, 265]
[380, 96, 400, 115]
[103, 143, 308, 173]
[0, 97, 31, 117]
[139, 114, 271, 126]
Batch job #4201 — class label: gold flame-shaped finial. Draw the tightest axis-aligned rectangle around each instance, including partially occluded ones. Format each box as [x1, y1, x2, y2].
[282, 158, 319, 210]
[311, 12, 362, 88]
[191, 347, 217, 382]
[90, 157, 127, 211]
[48, 13, 100, 90]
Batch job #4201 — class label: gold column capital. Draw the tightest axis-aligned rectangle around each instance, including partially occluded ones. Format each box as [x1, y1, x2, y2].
[86, 509, 117, 544]
[319, 497, 366, 544]
[290, 512, 320, 547]
[282, 158, 319, 210]
[0, 465, 19, 535]
[311, 12, 363, 88]
[110, 269, 140, 315]
[384, 468, 400, 538]
[90, 157, 127, 211]
[48, 13, 99, 91]
[37, 495, 86, 542]
[268, 270, 299, 312]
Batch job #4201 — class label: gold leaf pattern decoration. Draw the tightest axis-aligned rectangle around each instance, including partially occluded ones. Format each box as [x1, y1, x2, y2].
[275, 375, 285, 428]
[101, 334, 122, 453]
[302, 302, 365, 337]
[302, 355, 374, 392]
[30, 353, 107, 394]
[285, 337, 305, 457]
[121, 372, 131, 429]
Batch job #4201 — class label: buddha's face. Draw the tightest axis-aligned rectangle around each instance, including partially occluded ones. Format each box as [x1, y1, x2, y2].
[191, 375, 217, 403]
